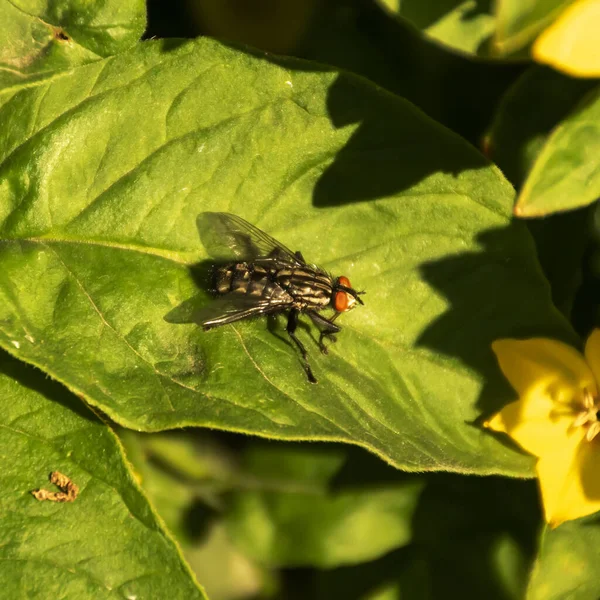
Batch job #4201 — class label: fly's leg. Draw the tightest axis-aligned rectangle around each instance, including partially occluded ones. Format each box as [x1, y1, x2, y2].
[286, 309, 317, 384]
[295, 251, 305, 263]
[308, 312, 341, 355]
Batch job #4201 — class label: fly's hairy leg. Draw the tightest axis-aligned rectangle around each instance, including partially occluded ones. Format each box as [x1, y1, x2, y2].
[286, 309, 317, 384]
[308, 311, 341, 355]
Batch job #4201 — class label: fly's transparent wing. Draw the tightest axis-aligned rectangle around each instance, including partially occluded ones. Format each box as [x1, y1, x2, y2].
[193, 293, 290, 329]
[197, 212, 302, 265]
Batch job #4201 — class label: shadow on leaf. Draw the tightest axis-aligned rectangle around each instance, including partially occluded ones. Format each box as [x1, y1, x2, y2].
[417, 224, 578, 421]
[273, 446, 540, 600]
[0, 349, 99, 424]
[312, 74, 486, 207]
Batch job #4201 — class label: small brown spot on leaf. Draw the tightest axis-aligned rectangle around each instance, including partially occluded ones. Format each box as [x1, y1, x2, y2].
[54, 28, 70, 42]
[32, 471, 79, 503]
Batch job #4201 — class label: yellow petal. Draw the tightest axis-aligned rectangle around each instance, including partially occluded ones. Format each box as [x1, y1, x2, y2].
[584, 329, 600, 387]
[492, 338, 595, 398]
[485, 396, 581, 458]
[538, 435, 600, 527]
[487, 338, 596, 457]
[533, 0, 600, 77]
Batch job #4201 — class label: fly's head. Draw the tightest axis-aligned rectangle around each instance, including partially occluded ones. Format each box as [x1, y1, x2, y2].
[333, 276, 365, 313]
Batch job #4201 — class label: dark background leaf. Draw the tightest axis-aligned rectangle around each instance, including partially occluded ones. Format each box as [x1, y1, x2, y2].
[487, 65, 598, 324]
[120, 431, 541, 600]
[487, 66, 597, 190]
[515, 85, 600, 217]
[528, 519, 600, 600]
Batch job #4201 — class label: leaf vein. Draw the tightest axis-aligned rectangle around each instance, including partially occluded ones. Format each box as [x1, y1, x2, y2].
[231, 325, 356, 437]
[40, 242, 176, 411]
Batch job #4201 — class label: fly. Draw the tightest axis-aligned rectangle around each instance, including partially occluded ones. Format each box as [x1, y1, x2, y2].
[195, 212, 364, 383]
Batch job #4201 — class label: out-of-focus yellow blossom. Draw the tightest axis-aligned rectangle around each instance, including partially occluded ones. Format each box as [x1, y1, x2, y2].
[533, 0, 600, 77]
[485, 330, 600, 527]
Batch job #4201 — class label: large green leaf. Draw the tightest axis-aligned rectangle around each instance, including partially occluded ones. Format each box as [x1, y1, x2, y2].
[0, 37, 571, 476]
[0, 351, 204, 598]
[527, 521, 600, 600]
[0, 0, 146, 90]
[495, 0, 576, 55]
[515, 85, 600, 216]
[376, 0, 496, 57]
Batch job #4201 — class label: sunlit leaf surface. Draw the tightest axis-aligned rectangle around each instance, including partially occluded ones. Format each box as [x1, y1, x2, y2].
[0, 0, 146, 90]
[516, 85, 600, 216]
[0, 38, 572, 475]
[376, 0, 496, 56]
[0, 352, 204, 598]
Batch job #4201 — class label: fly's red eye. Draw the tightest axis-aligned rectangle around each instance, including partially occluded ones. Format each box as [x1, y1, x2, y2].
[335, 290, 349, 312]
[335, 276, 355, 312]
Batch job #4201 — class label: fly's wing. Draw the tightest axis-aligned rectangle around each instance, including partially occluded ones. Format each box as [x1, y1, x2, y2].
[193, 294, 289, 329]
[197, 212, 303, 265]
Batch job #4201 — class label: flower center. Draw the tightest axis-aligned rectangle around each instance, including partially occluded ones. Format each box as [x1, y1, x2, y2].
[573, 388, 600, 441]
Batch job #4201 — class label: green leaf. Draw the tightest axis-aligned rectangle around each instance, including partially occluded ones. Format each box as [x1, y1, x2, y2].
[487, 66, 595, 316]
[408, 474, 538, 600]
[300, 0, 522, 146]
[118, 431, 205, 539]
[120, 433, 539, 596]
[290, 471, 539, 599]
[0, 38, 571, 476]
[495, 0, 576, 55]
[185, 523, 273, 600]
[524, 210, 590, 320]
[120, 431, 272, 600]
[225, 444, 423, 568]
[312, 548, 433, 600]
[487, 66, 596, 190]
[140, 432, 232, 483]
[0, 351, 204, 598]
[187, 0, 317, 55]
[515, 85, 600, 216]
[376, 0, 496, 57]
[0, 0, 146, 90]
[527, 521, 600, 600]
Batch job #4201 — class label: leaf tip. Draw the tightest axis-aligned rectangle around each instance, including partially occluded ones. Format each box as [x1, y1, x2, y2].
[513, 200, 544, 218]
[481, 135, 493, 159]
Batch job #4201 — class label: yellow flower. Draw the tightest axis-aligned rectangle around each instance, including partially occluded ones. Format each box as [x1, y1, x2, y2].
[533, 0, 600, 78]
[485, 330, 600, 528]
